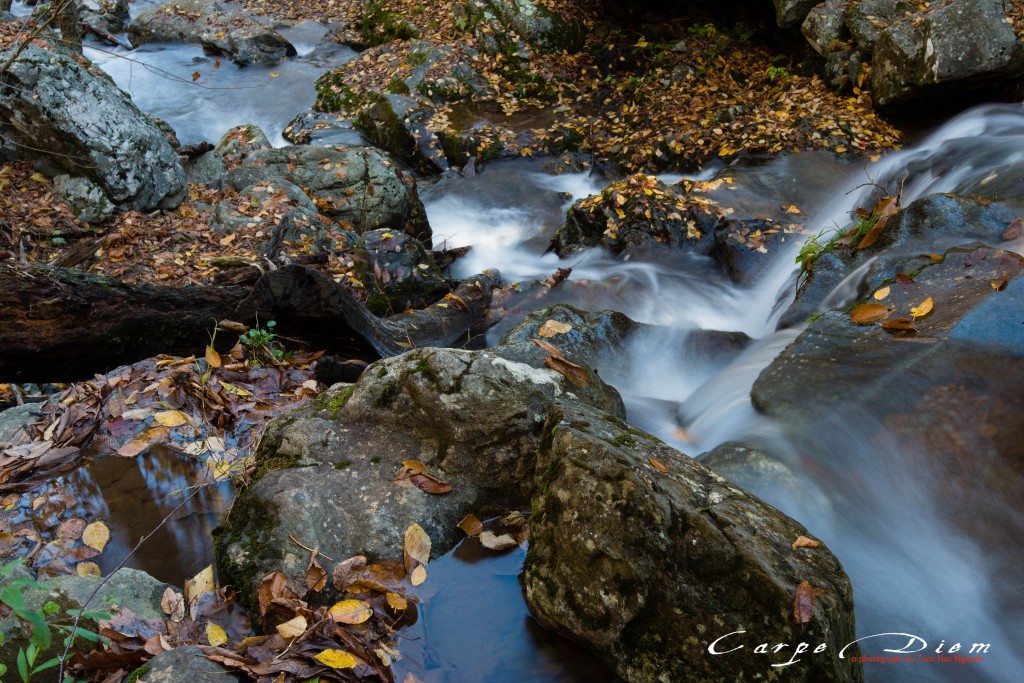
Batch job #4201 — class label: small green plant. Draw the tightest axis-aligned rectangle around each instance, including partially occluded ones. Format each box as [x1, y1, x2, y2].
[795, 229, 831, 272]
[239, 320, 287, 364]
[766, 65, 790, 82]
[688, 23, 717, 39]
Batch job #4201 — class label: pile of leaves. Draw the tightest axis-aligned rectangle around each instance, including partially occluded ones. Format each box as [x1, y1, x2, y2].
[294, 0, 901, 172]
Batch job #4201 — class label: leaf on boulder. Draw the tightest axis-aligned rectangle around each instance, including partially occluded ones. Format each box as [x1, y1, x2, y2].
[849, 303, 890, 325]
[537, 320, 573, 337]
[880, 318, 918, 334]
[82, 521, 109, 552]
[793, 580, 825, 625]
[257, 571, 297, 618]
[910, 296, 933, 319]
[305, 555, 328, 593]
[76, 562, 100, 577]
[1002, 217, 1023, 241]
[544, 356, 590, 387]
[329, 599, 372, 624]
[791, 535, 821, 550]
[404, 524, 431, 570]
[872, 286, 890, 300]
[648, 457, 668, 473]
[332, 555, 368, 592]
[394, 461, 452, 494]
[161, 587, 186, 622]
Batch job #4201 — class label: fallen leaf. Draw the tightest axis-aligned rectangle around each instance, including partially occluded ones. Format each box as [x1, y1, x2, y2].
[394, 461, 452, 494]
[648, 457, 668, 473]
[191, 70, 200, 81]
[457, 513, 483, 537]
[276, 614, 307, 639]
[153, 409, 190, 427]
[849, 303, 890, 325]
[793, 580, 825, 625]
[76, 562, 101, 577]
[791, 536, 821, 550]
[82, 521, 110, 552]
[404, 524, 431, 570]
[410, 565, 427, 586]
[386, 592, 408, 611]
[187, 565, 215, 604]
[544, 356, 589, 387]
[531, 337, 565, 359]
[857, 195, 900, 249]
[57, 517, 86, 540]
[537, 320, 573, 337]
[329, 599, 373, 624]
[910, 296, 933, 319]
[305, 555, 327, 593]
[873, 286, 890, 300]
[116, 438, 150, 458]
[257, 571, 297, 618]
[1003, 217, 1023, 241]
[315, 649, 357, 669]
[991, 272, 1009, 291]
[880, 318, 919, 334]
[161, 587, 185, 621]
[479, 531, 518, 550]
[205, 345, 222, 369]
[332, 555, 368, 592]
[206, 622, 228, 647]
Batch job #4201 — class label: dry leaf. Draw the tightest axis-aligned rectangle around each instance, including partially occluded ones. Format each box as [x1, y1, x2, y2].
[205, 345, 222, 368]
[57, 518, 86, 540]
[386, 592, 408, 611]
[648, 457, 668, 473]
[276, 615, 307, 639]
[82, 521, 110, 552]
[991, 272, 1009, 291]
[530, 337, 565, 359]
[457, 513, 483, 537]
[315, 649, 357, 669]
[849, 303, 890, 325]
[793, 580, 825, 625]
[332, 555, 367, 592]
[187, 565, 215, 604]
[857, 195, 899, 249]
[329, 599, 373, 624]
[873, 286, 890, 300]
[479, 531, 518, 550]
[880, 318, 918, 334]
[544, 356, 589, 387]
[153, 409, 190, 427]
[76, 562, 101, 577]
[1003, 217, 1023, 241]
[404, 524, 431, 570]
[537, 320, 573, 337]
[206, 623, 228, 647]
[410, 565, 427, 586]
[910, 296, 933, 319]
[394, 461, 452, 494]
[161, 587, 185, 621]
[305, 555, 328, 593]
[791, 536, 821, 550]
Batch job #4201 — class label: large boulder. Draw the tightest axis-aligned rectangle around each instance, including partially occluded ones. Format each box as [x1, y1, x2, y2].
[129, 0, 296, 66]
[455, 0, 586, 57]
[356, 94, 449, 175]
[0, 44, 186, 210]
[224, 144, 431, 242]
[773, 0, 819, 28]
[354, 228, 449, 315]
[523, 401, 861, 682]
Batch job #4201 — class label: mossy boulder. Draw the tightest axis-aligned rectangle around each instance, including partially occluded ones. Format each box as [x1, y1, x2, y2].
[354, 228, 449, 314]
[523, 401, 861, 682]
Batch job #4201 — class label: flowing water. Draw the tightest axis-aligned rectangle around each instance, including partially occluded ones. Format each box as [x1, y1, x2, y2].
[17, 14, 1024, 679]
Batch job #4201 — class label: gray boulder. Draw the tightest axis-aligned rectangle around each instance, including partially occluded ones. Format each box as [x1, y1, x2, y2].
[356, 94, 449, 175]
[871, 0, 1024, 107]
[801, 0, 849, 56]
[523, 401, 861, 683]
[80, 0, 130, 33]
[773, 0, 819, 28]
[0, 44, 186, 210]
[211, 179, 318, 234]
[225, 144, 431, 242]
[53, 174, 115, 224]
[129, 0, 296, 66]
[456, 0, 585, 57]
[140, 645, 243, 682]
[355, 228, 448, 314]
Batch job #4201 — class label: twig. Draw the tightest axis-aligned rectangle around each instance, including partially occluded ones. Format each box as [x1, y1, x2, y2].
[288, 534, 336, 562]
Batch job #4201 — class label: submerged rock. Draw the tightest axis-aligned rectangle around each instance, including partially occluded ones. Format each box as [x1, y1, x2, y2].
[0, 44, 186, 211]
[129, 0, 296, 66]
[523, 401, 861, 682]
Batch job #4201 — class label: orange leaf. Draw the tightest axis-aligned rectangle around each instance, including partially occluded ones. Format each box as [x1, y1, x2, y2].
[457, 514, 483, 537]
[849, 303, 890, 324]
[910, 296, 933, 319]
[648, 457, 668, 473]
[791, 535, 821, 550]
[205, 345, 222, 369]
[793, 580, 825, 625]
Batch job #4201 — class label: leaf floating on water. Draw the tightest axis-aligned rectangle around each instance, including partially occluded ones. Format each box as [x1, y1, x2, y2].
[206, 622, 228, 647]
[153, 409, 190, 427]
[57, 517, 86, 540]
[457, 513, 483, 537]
[872, 286, 890, 300]
[880, 318, 918, 334]
[410, 565, 427, 587]
[793, 580, 825, 625]
[791, 536, 821, 550]
[82, 521, 109, 552]
[479, 531, 518, 550]
[404, 523, 431, 570]
[315, 649, 357, 669]
[276, 614, 308, 639]
[910, 296, 933, 319]
[648, 456, 668, 473]
[385, 592, 408, 611]
[537, 320, 573, 337]
[191, 70, 200, 82]
[849, 303, 890, 325]
[329, 599, 372, 624]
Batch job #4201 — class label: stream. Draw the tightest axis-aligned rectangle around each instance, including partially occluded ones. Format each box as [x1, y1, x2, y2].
[13, 8, 1024, 680]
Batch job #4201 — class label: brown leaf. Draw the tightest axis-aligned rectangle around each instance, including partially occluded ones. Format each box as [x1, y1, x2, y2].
[857, 195, 899, 249]
[849, 303, 891, 325]
[457, 513, 483, 537]
[537, 320, 573, 337]
[332, 555, 368, 592]
[793, 580, 825, 625]
[880, 318, 919, 334]
[403, 524, 431, 571]
[305, 555, 327, 593]
[57, 517, 86, 540]
[544, 356, 589, 387]
[1003, 217, 1024, 241]
[394, 461, 452, 494]
[410, 472, 452, 494]
[648, 457, 668, 473]
[161, 587, 186, 622]
[791, 536, 821, 550]
[530, 337, 565, 359]
[991, 272, 1010, 291]
[257, 571, 297, 618]
[205, 345, 222, 369]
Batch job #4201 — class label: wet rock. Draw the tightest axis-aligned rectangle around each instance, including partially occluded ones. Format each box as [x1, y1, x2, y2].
[773, 0, 819, 28]
[80, 0, 130, 33]
[215, 124, 273, 167]
[712, 218, 796, 285]
[0, 44, 186, 210]
[0, 403, 44, 446]
[401, 41, 489, 102]
[215, 347, 587, 611]
[801, 0, 848, 57]
[356, 93, 448, 175]
[211, 180, 318, 234]
[871, 0, 1024, 108]
[140, 645, 244, 682]
[283, 111, 364, 146]
[354, 228, 448, 314]
[53, 174, 114, 224]
[129, 0, 296, 66]
[523, 401, 861, 683]
[781, 193, 1024, 327]
[697, 441, 807, 504]
[224, 144, 431, 243]
[456, 0, 585, 57]
[843, 0, 901, 55]
[184, 149, 226, 186]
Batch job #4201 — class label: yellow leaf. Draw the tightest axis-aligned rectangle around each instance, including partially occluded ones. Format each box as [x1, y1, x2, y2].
[873, 286, 891, 301]
[910, 296, 933, 319]
[314, 649, 357, 669]
[76, 562, 101, 577]
[82, 521, 110, 552]
[206, 623, 228, 647]
[188, 565, 215, 602]
[849, 303, 890, 325]
[404, 524, 431, 569]
[153, 410, 190, 427]
[537, 320, 572, 337]
[410, 565, 427, 586]
[329, 599, 372, 624]
[30, 172, 48, 183]
[269, 71, 279, 78]
[276, 615, 307, 639]
[386, 592, 408, 611]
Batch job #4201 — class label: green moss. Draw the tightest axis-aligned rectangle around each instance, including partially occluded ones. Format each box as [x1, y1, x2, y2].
[127, 666, 151, 683]
[311, 384, 356, 418]
[360, 0, 420, 47]
[370, 455, 381, 464]
[375, 380, 400, 408]
[314, 74, 365, 113]
[387, 77, 411, 95]
[334, 460, 352, 470]
[213, 493, 284, 616]
[377, 366, 388, 379]
[611, 433, 637, 448]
